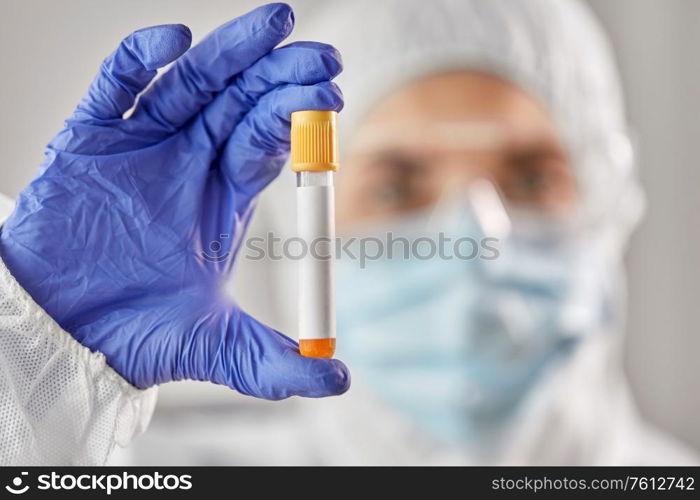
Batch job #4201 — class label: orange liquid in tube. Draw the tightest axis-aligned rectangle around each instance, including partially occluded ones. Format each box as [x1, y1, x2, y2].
[299, 338, 336, 359]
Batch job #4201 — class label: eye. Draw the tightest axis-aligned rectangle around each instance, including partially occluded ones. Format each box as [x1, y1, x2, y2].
[373, 180, 411, 205]
[513, 163, 549, 194]
[367, 152, 429, 208]
[497, 148, 574, 209]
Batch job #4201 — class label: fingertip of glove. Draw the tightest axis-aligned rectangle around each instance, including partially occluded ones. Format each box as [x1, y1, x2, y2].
[266, 3, 295, 37]
[321, 50, 343, 79]
[130, 24, 192, 71]
[284, 41, 342, 77]
[323, 359, 351, 396]
[316, 81, 345, 111]
[173, 24, 193, 44]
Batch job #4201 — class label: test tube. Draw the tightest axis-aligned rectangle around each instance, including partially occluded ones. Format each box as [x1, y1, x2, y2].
[290, 110, 338, 358]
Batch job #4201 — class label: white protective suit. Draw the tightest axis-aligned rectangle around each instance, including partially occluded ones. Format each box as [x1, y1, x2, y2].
[1, 0, 698, 466]
[0, 191, 156, 465]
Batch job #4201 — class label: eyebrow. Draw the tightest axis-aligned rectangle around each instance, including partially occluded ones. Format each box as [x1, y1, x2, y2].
[349, 120, 510, 154]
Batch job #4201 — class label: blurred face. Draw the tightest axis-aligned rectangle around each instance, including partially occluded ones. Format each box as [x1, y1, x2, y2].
[337, 71, 576, 229]
[335, 73, 603, 447]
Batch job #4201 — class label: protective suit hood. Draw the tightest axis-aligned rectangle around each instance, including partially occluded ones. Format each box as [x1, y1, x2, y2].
[316, 0, 642, 238]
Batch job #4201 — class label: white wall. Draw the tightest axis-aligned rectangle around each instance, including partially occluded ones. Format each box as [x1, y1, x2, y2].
[0, 0, 697, 451]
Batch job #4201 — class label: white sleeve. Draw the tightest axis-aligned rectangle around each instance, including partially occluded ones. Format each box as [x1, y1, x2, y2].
[0, 255, 157, 465]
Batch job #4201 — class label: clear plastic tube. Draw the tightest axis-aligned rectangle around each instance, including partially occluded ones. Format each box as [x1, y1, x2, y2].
[297, 171, 333, 188]
[296, 171, 336, 358]
[291, 110, 338, 358]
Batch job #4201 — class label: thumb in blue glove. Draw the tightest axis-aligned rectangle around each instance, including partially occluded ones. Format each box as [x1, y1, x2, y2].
[0, 3, 350, 399]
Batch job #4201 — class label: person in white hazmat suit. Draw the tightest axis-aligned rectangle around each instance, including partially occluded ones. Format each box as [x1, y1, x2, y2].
[0, 0, 698, 465]
[124, 0, 698, 465]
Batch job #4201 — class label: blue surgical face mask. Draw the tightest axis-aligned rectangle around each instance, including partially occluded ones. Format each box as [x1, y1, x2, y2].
[336, 203, 611, 450]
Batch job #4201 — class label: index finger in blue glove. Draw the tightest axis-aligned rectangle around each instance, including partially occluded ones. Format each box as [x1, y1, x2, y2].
[136, 3, 295, 133]
[217, 81, 343, 207]
[192, 41, 342, 149]
[73, 24, 192, 121]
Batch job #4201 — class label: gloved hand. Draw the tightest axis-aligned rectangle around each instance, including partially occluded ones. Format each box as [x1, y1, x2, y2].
[0, 3, 349, 399]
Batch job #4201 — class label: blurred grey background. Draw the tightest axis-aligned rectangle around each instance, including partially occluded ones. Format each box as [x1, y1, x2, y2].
[0, 0, 698, 452]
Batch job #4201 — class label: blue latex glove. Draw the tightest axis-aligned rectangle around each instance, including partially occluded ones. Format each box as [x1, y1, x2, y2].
[0, 3, 350, 399]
